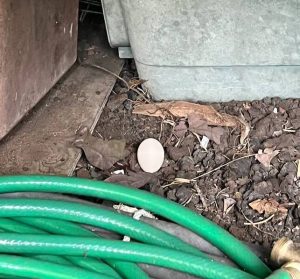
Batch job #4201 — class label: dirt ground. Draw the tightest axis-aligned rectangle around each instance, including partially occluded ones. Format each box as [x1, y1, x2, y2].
[76, 61, 300, 250]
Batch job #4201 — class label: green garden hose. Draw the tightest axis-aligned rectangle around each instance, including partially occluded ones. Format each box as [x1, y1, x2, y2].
[0, 217, 122, 278]
[0, 254, 112, 279]
[0, 199, 207, 258]
[0, 175, 271, 278]
[0, 233, 259, 279]
[0, 175, 291, 279]
[16, 217, 147, 279]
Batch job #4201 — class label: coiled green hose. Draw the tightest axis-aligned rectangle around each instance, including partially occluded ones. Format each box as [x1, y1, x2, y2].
[0, 217, 122, 278]
[0, 199, 207, 257]
[0, 175, 271, 277]
[15, 218, 147, 279]
[0, 175, 292, 279]
[0, 233, 259, 279]
[0, 254, 111, 279]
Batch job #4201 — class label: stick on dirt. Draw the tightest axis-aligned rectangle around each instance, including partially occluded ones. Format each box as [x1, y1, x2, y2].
[192, 154, 256, 181]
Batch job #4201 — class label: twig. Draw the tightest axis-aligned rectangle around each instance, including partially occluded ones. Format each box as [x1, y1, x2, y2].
[193, 154, 255, 181]
[162, 178, 191, 189]
[181, 194, 194, 207]
[158, 120, 164, 142]
[84, 63, 129, 87]
[241, 211, 274, 237]
[82, 63, 151, 103]
[215, 187, 229, 199]
[193, 182, 208, 210]
[244, 214, 274, 226]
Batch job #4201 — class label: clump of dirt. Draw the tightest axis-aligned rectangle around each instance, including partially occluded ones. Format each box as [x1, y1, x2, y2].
[77, 61, 300, 250]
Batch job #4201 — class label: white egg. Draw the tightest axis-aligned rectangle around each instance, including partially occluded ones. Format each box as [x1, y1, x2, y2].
[137, 138, 165, 173]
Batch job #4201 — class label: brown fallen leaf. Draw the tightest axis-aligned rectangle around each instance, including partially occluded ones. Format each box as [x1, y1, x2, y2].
[249, 199, 288, 216]
[133, 101, 249, 144]
[128, 78, 147, 89]
[74, 128, 126, 170]
[255, 148, 280, 168]
[297, 160, 300, 179]
[188, 115, 224, 144]
[174, 120, 188, 138]
[105, 171, 157, 188]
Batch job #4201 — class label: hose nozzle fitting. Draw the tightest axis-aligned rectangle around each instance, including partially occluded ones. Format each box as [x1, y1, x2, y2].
[282, 262, 300, 279]
[271, 238, 300, 267]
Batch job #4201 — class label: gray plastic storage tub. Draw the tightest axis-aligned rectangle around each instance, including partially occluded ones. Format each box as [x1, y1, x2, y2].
[102, 0, 300, 101]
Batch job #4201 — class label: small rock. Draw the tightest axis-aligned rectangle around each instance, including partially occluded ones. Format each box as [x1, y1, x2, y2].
[90, 168, 103, 179]
[76, 168, 91, 179]
[253, 181, 273, 195]
[226, 180, 238, 191]
[202, 151, 215, 167]
[215, 153, 227, 165]
[123, 99, 133, 111]
[264, 134, 300, 149]
[279, 162, 297, 178]
[280, 173, 297, 198]
[237, 177, 251, 186]
[176, 186, 193, 203]
[278, 147, 300, 162]
[179, 156, 195, 171]
[181, 135, 195, 149]
[167, 146, 190, 161]
[127, 90, 138, 101]
[176, 170, 196, 180]
[193, 149, 207, 164]
[229, 158, 252, 178]
[248, 191, 264, 202]
[167, 189, 177, 201]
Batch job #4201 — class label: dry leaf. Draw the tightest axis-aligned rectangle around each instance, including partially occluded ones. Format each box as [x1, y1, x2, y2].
[297, 160, 300, 179]
[133, 101, 249, 144]
[255, 148, 280, 168]
[174, 120, 188, 138]
[128, 79, 147, 89]
[74, 129, 126, 170]
[188, 116, 224, 144]
[249, 199, 288, 216]
[105, 171, 157, 188]
[223, 198, 236, 215]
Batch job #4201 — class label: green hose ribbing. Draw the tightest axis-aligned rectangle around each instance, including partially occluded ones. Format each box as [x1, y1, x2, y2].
[0, 218, 72, 266]
[0, 254, 112, 279]
[0, 218, 44, 234]
[0, 217, 121, 278]
[0, 175, 271, 278]
[0, 199, 207, 258]
[17, 217, 147, 279]
[0, 234, 259, 279]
